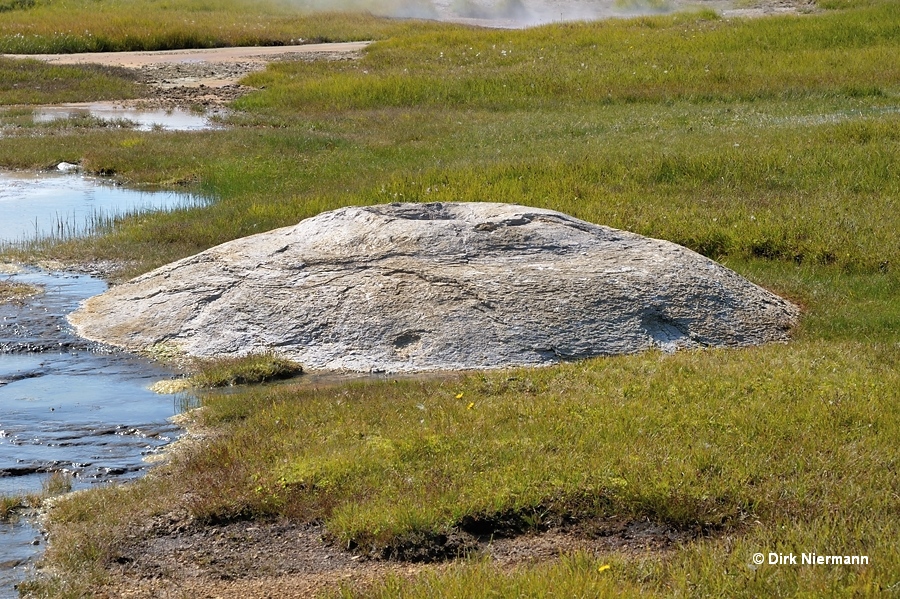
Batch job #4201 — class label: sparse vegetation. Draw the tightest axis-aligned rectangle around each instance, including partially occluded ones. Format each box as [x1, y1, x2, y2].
[1, 471, 74, 523]
[41, 471, 73, 496]
[0, 495, 24, 521]
[0, 279, 42, 303]
[3, 0, 899, 597]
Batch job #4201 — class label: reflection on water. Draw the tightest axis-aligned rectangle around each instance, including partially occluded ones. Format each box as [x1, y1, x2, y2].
[0, 268, 187, 596]
[32, 102, 222, 132]
[0, 170, 203, 243]
[0, 169, 199, 596]
[0, 519, 41, 599]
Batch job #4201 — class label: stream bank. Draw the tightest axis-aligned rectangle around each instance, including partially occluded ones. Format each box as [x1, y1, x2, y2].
[0, 171, 203, 597]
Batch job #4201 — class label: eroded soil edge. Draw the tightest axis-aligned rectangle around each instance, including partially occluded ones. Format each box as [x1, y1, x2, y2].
[101, 512, 697, 598]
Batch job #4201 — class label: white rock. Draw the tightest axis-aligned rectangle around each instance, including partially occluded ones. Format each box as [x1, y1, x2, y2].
[68, 203, 799, 372]
[56, 162, 80, 172]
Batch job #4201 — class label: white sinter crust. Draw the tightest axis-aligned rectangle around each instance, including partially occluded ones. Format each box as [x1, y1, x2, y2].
[68, 202, 800, 372]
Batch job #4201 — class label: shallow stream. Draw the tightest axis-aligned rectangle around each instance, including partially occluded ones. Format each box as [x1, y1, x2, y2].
[0, 172, 198, 597]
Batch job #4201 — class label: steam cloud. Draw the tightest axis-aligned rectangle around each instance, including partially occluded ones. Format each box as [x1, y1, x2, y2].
[294, 0, 680, 27]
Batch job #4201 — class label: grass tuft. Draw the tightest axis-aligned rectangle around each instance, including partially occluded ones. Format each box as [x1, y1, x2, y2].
[1, 471, 75, 524]
[189, 352, 303, 388]
[0, 495, 24, 521]
[0, 279, 42, 304]
[42, 471, 73, 496]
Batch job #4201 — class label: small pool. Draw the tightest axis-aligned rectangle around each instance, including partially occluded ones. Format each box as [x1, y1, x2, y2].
[0, 170, 203, 243]
[31, 102, 223, 132]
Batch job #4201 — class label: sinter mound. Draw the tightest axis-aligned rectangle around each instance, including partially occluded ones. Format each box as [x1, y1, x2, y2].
[68, 203, 799, 372]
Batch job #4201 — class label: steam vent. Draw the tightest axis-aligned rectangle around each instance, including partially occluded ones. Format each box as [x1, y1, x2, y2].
[69, 203, 799, 372]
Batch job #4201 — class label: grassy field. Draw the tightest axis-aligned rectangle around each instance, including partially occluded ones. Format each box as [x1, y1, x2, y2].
[0, 0, 430, 53]
[2, 0, 899, 596]
[0, 58, 142, 104]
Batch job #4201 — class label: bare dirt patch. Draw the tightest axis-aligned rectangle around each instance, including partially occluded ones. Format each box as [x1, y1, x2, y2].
[5, 42, 370, 109]
[97, 514, 693, 598]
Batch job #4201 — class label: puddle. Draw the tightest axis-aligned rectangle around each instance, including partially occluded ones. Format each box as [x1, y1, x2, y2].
[31, 102, 222, 132]
[0, 170, 203, 243]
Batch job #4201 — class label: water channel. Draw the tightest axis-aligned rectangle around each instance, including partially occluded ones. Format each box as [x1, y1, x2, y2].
[0, 170, 201, 597]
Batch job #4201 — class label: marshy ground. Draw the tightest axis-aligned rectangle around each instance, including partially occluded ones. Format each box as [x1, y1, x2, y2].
[9, 42, 370, 110]
[1, 0, 898, 596]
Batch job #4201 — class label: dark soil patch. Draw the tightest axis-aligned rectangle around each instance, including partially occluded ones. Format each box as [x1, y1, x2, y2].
[96, 509, 698, 597]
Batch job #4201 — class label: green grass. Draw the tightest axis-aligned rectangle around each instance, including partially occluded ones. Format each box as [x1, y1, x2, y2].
[4, 97, 898, 277]
[0, 0, 444, 53]
[0, 57, 140, 105]
[2, 5, 898, 275]
[189, 352, 303, 388]
[239, 4, 900, 111]
[31, 328, 900, 596]
[184, 335, 899, 534]
[5, 1, 900, 596]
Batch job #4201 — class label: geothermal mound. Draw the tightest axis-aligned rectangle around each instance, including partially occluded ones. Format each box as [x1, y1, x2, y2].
[69, 203, 799, 372]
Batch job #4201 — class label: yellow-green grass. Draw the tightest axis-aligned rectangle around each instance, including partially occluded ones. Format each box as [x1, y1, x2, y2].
[0, 0, 446, 53]
[3, 95, 898, 277]
[0, 57, 140, 105]
[6, 2, 900, 596]
[1, 4, 898, 276]
[238, 5, 900, 112]
[189, 352, 303, 388]
[29, 329, 900, 595]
